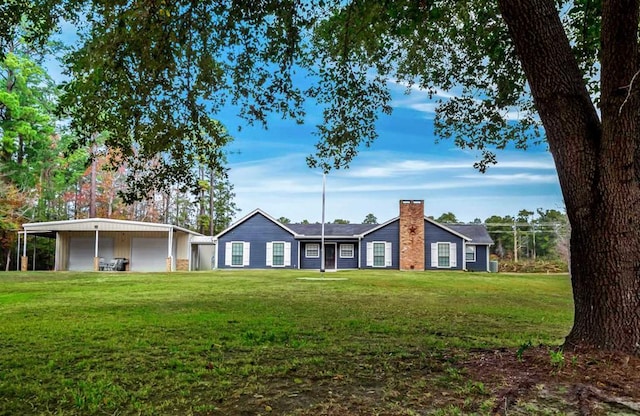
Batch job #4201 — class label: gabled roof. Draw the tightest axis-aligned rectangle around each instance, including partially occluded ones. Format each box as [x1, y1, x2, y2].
[288, 223, 376, 237]
[22, 218, 202, 237]
[444, 224, 494, 245]
[214, 208, 299, 239]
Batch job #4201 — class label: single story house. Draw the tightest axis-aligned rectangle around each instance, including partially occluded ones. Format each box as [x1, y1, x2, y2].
[215, 200, 494, 271]
[19, 218, 216, 272]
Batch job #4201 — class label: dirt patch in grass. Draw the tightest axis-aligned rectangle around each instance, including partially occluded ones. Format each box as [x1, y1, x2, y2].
[210, 346, 640, 415]
[462, 346, 640, 415]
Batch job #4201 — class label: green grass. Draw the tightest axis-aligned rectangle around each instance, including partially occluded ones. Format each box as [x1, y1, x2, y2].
[0, 269, 573, 415]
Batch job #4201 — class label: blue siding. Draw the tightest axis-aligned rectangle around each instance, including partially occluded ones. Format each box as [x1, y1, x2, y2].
[300, 242, 321, 269]
[337, 242, 359, 269]
[217, 213, 298, 269]
[361, 220, 400, 269]
[465, 244, 490, 271]
[424, 221, 465, 270]
[299, 241, 360, 269]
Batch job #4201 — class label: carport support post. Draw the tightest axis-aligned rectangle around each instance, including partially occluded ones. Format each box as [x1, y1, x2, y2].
[93, 226, 100, 271]
[21, 231, 28, 271]
[166, 228, 173, 272]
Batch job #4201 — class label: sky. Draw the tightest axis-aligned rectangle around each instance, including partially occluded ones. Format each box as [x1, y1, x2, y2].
[217, 83, 564, 224]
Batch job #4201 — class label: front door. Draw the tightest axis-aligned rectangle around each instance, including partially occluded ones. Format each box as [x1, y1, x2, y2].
[324, 244, 336, 270]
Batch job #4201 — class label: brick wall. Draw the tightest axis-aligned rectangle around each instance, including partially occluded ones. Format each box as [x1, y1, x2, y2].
[176, 258, 189, 271]
[399, 200, 425, 270]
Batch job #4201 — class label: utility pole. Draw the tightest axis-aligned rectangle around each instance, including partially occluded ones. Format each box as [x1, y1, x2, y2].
[513, 221, 518, 262]
[89, 134, 97, 218]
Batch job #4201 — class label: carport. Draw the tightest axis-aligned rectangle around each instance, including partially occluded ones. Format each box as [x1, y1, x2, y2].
[19, 218, 204, 272]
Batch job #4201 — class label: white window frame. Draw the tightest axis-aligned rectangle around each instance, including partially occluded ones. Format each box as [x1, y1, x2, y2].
[366, 241, 392, 267]
[339, 243, 354, 258]
[305, 243, 320, 258]
[465, 245, 476, 262]
[266, 241, 291, 267]
[430, 242, 457, 268]
[225, 241, 251, 267]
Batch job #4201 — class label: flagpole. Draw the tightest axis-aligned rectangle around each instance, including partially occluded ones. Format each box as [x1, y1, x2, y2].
[320, 172, 326, 273]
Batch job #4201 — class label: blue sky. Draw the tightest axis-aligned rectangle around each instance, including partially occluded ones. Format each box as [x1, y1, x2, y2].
[219, 82, 564, 224]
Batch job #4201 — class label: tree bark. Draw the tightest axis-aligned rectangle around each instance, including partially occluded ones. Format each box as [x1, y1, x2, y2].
[498, 0, 640, 354]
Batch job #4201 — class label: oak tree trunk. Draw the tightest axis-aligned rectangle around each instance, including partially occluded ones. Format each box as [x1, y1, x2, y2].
[498, 0, 640, 354]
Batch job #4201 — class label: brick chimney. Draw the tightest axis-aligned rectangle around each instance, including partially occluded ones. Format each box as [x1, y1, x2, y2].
[399, 200, 425, 270]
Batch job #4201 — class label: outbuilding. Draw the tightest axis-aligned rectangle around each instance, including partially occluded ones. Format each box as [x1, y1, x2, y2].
[19, 218, 211, 272]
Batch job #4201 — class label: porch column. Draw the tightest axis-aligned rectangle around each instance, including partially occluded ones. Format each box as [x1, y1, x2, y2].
[21, 231, 28, 271]
[93, 226, 100, 271]
[166, 228, 173, 272]
[16, 231, 21, 271]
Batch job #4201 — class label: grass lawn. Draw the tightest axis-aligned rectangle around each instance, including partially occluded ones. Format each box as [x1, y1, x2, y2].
[0, 269, 575, 415]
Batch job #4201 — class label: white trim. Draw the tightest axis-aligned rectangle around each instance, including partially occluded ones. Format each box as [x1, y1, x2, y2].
[465, 245, 476, 262]
[369, 241, 390, 268]
[305, 243, 320, 258]
[266, 242, 273, 266]
[214, 209, 299, 239]
[366, 242, 373, 266]
[324, 242, 337, 269]
[339, 243, 354, 258]
[267, 241, 290, 267]
[227, 241, 249, 267]
[433, 242, 456, 268]
[242, 242, 251, 266]
[450, 242, 457, 268]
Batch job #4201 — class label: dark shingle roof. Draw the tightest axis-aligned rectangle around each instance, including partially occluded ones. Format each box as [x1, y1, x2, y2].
[288, 221, 492, 244]
[444, 224, 494, 244]
[288, 223, 377, 237]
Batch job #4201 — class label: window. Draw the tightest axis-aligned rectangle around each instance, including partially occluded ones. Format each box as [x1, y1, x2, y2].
[340, 244, 354, 258]
[431, 242, 456, 268]
[225, 241, 250, 267]
[306, 243, 320, 258]
[465, 245, 476, 262]
[366, 241, 391, 267]
[266, 242, 291, 267]
[373, 242, 386, 267]
[437, 243, 450, 267]
[272, 242, 285, 266]
[231, 242, 244, 266]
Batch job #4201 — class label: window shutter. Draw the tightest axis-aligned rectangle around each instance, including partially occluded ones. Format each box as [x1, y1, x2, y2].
[266, 242, 273, 266]
[431, 243, 438, 267]
[450, 243, 457, 268]
[243, 242, 251, 266]
[284, 242, 291, 266]
[385, 242, 392, 267]
[225, 242, 232, 266]
[366, 242, 373, 266]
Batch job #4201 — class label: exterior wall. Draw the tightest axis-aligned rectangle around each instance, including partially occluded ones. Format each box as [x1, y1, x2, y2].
[57, 230, 189, 271]
[300, 241, 321, 269]
[175, 232, 190, 258]
[361, 220, 400, 269]
[299, 241, 360, 269]
[217, 213, 298, 269]
[336, 242, 359, 269]
[399, 200, 425, 270]
[424, 221, 465, 270]
[465, 244, 490, 271]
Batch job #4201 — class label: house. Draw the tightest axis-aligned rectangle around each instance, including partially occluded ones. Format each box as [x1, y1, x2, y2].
[19, 218, 215, 272]
[215, 200, 494, 271]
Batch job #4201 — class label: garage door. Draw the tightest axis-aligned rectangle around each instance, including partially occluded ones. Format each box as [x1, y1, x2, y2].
[131, 238, 169, 272]
[68, 237, 114, 271]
